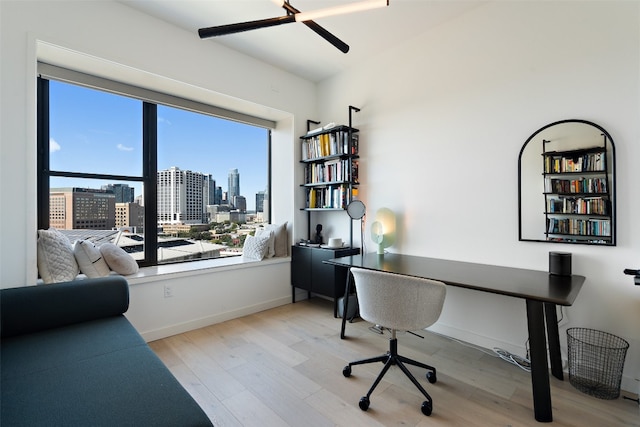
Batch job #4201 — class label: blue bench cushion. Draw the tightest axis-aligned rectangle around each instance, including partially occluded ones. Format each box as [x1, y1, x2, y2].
[2, 316, 212, 427]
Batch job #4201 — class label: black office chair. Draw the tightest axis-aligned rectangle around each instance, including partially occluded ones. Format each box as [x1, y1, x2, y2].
[342, 267, 447, 416]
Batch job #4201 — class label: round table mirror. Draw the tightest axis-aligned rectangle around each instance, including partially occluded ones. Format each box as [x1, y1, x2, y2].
[347, 200, 366, 219]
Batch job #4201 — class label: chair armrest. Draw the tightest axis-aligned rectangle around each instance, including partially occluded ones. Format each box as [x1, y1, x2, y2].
[1, 276, 129, 338]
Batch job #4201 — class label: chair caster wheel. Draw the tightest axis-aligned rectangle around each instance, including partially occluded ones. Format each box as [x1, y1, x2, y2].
[359, 396, 370, 411]
[343, 366, 351, 377]
[421, 400, 432, 416]
[427, 371, 437, 384]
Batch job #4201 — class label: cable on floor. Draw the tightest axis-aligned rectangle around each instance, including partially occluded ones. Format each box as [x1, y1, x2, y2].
[375, 328, 531, 371]
[493, 348, 531, 372]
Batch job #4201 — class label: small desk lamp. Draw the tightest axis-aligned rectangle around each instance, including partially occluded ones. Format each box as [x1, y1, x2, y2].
[371, 208, 395, 255]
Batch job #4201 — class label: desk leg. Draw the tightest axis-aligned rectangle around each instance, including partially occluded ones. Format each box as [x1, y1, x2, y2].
[526, 299, 552, 423]
[340, 269, 352, 339]
[544, 302, 563, 380]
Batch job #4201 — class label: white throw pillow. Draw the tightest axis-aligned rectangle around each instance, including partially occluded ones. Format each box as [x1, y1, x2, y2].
[263, 222, 288, 257]
[73, 240, 111, 278]
[255, 228, 275, 258]
[100, 243, 139, 275]
[242, 234, 271, 261]
[37, 228, 79, 284]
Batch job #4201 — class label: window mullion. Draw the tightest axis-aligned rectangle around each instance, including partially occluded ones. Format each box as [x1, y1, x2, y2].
[48, 171, 145, 182]
[142, 102, 158, 266]
[267, 130, 272, 223]
[37, 77, 50, 230]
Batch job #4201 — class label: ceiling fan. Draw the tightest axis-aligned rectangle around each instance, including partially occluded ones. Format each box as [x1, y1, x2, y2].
[198, 0, 389, 54]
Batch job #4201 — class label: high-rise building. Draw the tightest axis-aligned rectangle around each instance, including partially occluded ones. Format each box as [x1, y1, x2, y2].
[228, 168, 240, 205]
[157, 166, 205, 225]
[256, 191, 266, 213]
[261, 187, 270, 221]
[115, 202, 144, 229]
[102, 183, 134, 203]
[214, 186, 223, 205]
[233, 195, 246, 213]
[50, 187, 115, 230]
[203, 174, 216, 207]
[202, 174, 216, 222]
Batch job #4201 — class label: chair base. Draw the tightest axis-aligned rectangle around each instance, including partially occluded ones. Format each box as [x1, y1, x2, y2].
[343, 336, 437, 416]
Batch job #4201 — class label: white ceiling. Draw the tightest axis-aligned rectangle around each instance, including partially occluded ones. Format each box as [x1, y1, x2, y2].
[119, 0, 484, 82]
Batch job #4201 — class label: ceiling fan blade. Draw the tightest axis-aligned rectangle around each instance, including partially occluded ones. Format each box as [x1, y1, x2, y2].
[198, 15, 296, 39]
[301, 21, 349, 53]
[303, 21, 349, 53]
[280, 2, 349, 53]
[199, 2, 350, 53]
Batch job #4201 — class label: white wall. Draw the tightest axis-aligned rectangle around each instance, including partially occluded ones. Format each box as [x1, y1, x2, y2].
[0, 1, 315, 337]
[317, 1, 640, 391]
[125, 259, 292, 342]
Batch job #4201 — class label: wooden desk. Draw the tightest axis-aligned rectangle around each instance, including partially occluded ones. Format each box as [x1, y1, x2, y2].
[324, 253, 586, 423]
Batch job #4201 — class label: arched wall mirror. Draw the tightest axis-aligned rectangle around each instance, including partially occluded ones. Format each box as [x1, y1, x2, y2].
[518, 119, 616, 246]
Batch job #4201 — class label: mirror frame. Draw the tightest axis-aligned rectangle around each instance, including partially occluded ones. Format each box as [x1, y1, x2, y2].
[518, 119, 616, 246]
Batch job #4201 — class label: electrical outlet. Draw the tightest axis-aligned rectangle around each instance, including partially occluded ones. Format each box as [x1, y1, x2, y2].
[163, 285, 173, 298]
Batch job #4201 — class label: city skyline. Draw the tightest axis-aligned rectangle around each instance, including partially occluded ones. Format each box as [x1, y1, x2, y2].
[49, 80, 269, 211]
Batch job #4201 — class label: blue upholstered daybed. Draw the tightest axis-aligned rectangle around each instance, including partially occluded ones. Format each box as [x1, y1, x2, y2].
[0, 276, 213, 426]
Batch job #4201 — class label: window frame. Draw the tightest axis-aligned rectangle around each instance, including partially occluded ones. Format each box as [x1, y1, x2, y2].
[37, 66, 274, 267]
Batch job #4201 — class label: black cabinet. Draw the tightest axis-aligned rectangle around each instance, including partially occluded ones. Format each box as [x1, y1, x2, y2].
[291, 245, 359, 316]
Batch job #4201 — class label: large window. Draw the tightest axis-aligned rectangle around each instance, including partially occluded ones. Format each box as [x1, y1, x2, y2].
[37, 67, 272, 267]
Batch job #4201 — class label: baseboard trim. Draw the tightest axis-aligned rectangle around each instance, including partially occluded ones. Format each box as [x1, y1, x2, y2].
[428, 323, 528, 357]
[138, 295, 292, 342]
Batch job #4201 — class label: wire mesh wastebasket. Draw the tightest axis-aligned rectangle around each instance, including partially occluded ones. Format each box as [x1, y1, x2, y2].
[567, 327, 629, 399]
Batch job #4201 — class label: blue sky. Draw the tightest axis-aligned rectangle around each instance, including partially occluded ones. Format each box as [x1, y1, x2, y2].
[49, 80, 268, 210]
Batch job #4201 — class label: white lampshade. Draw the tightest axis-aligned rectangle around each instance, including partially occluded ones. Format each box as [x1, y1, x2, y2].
[371, 208, 395, 254]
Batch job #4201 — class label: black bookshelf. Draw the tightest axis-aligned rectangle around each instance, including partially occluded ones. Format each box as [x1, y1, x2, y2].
[542, 137, 613, 244]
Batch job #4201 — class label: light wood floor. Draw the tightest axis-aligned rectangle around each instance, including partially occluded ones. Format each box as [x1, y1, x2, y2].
[149, 298, 639, 427]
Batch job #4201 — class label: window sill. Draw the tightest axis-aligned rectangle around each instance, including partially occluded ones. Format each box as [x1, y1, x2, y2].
[126, 256, 291, 285]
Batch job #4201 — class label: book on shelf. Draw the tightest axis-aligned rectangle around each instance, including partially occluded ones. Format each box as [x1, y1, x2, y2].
[547, 217, 610, 237]
[303, 158, 358, 184]
[546, 196, 608, 215]
[307, 126, 323, 135]
[308, 189, 316, 208]
[351, 160, 359, 183]
[305, 184, 351, 209]
[544, 150, 606, 173]
[544, 177, 607, 194]
[301, 128, 359, 161]
[348, 133, 359, 155]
